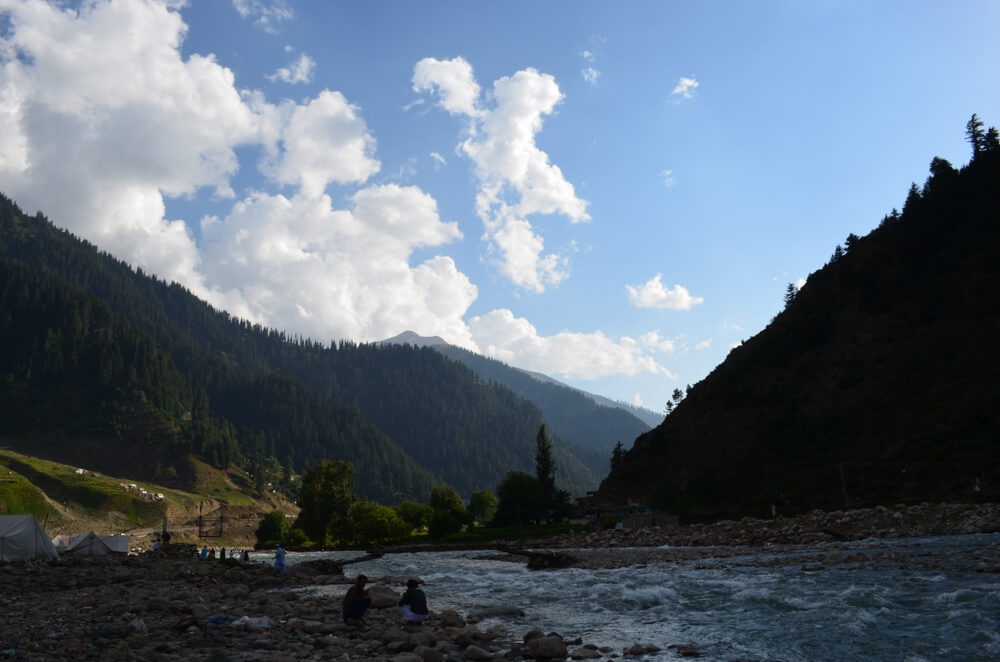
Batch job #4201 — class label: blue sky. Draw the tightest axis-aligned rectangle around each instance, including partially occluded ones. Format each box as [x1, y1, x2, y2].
[1, 1, 998, 414]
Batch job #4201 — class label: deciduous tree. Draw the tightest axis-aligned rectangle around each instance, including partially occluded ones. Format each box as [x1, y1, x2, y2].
[468, 489, 498, 525]
[293, 459, 356, 545]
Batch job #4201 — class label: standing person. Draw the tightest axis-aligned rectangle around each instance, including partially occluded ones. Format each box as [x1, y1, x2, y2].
[342, 575, 371, 624]
[273, 544, 286, 576]
[242, 549, 250, 564]
[201, 545, 208, 560]
[398, 578, 429, 623]
[220, 546, 226, 562]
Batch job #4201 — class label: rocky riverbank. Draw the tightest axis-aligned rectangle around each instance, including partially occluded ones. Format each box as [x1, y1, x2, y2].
[521, 501, 1000, 573]
[0, 546, 640, 662]
[3, 503, 998, 660]
[553, 502, 1000, 549]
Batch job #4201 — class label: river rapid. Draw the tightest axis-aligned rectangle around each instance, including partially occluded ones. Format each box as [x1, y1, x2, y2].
[280, 533, 1000, 662]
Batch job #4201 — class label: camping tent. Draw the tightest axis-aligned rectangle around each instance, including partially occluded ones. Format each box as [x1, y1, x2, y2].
[53, 533, 129, 554]
[0, 515, 59, 562]
[63, 531, 113, 556]
[99, 534, 129, 554]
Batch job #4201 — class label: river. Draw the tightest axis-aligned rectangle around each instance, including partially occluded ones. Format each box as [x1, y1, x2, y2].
[269, 533, 1000, 661]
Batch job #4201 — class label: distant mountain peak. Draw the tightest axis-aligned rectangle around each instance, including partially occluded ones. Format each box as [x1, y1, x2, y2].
[378, 331, 449, 348]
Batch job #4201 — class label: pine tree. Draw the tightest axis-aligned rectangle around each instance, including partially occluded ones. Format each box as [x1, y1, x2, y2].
[985, 126, 1000, 153]
[966, 114, 986, 158]
[535, 424, 555, 516]
[610, 441, 625, 471]
[784, 283, 797, 308]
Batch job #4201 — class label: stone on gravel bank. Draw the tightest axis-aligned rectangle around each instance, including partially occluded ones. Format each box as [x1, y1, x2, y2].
[0, 551, 621, 662]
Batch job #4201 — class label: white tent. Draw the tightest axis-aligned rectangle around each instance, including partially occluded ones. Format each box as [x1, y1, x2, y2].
[0, 515, 59, 562]
[51, 534, 72, 553]
[63, 531, 113, 556]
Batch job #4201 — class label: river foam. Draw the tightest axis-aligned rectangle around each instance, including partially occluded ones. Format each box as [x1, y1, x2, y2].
[281, 533, 1000, 661]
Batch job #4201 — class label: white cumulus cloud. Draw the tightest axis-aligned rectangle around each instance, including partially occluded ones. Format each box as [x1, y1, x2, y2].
[414, 57, 590, 293]
[264, 90, 381, 198]
[671, 76, 699, 100]
[638, 331, 678, 353]
[468, 309, 672, 380]
[626, 274, 704, 310]
[266, 53, 315, 84]
[200, 185, 475, 344]
[232, 0, 292, 32]
[412, 56, 482, 117]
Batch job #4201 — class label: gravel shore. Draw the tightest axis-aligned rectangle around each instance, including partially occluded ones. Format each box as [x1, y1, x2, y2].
[540, 501, 1000, 572]
[2, 502, 997, 661]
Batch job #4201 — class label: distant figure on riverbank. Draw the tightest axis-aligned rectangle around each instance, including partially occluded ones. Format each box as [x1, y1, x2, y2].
[398, 578, 429, 623]
[342, 574, 371, 624]
[207, 548, 215, 560]
[273, 544, 286, 576]
[242, 549, 250, 564]
[201, 545, 208, 560]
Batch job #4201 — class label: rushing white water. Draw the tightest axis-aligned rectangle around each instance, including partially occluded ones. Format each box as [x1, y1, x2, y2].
[271, 534, 1000, 661]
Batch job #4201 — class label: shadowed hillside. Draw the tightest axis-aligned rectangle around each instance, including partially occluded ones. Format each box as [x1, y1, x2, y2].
[599, 123, 1000, 522]
[0, 193, 599, 501]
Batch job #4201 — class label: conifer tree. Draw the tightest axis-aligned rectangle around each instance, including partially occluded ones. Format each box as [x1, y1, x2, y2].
[985, 127, 1000, 153]
[610, 441, 625, 471]
[784, 283, 797, 308]
[966, 113, 986, 157]
[535, 424, 555, 516]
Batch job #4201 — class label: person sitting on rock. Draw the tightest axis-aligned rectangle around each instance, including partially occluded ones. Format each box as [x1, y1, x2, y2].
[398, 578, 429, 623]
[342, 574, 371, 624]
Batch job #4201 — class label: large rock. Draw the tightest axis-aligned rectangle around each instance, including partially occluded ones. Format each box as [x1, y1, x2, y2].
[525, 634, 568, 659]
[414, 645, 444, 662]
[391, 653, 424, 662]
[463, 644, 493, 660]
[370, 584, 402, 608]
[466, 606, 525, 623]
[438, 609, 466, 628]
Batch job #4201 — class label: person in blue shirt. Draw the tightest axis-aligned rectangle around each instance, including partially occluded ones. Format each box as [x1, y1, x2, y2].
[273, 544, 286, 576]
[200, 545, 208, 560]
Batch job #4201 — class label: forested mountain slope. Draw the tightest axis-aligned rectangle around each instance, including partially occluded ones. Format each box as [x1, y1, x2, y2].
[377, 331, 653, 479]
[433, 343, 651, 460]
[0, 249, 437, 501]
[599, 136, 1000, 522]
[0, 194, 597, 500]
